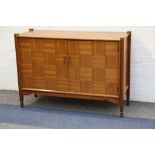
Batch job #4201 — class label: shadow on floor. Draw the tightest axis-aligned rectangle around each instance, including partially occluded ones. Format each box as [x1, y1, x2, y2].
[29, 96, 120, 116]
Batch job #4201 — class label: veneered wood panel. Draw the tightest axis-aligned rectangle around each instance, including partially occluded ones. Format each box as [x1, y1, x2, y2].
[44, 66, 56, 78]
[68, 80, 80, 92]
[92, 55, 105, 68]
[93, 68, 105, 82]
[105, 83, 118, 96]
[19, 38, 69, 91]
[80, 81, 92, 93]
[80, 55, 92, 67]
[92, 82, 105, 94]
[79, 41, 93, 55]
[56, 40, 67, 54]
[45, 78, 56, 90]
[20, 64, 32, 76]
[45, 39, 68, 91]
[68, 67, 80, 80]
[80, 68, 93, 81]
[68, 40, 80, 92]
[42, 39, 57, 90]
[33, 77, 45, 89]
[105, 42, 119, 56]
[19, 38, 120, 99]
[92, 41, 119, 96]
[105, 55, 119, 69]
[105, 69, 118, 83]
[22, 75, 33, 88]
[78, 41, 93, 93]
[56, 79, 68, 91]
[19, 30, 128, 41]
[93, 41, 105, 55]
[42, 39, 56, 53]
[67, 40, 119, 96]
[31, 39, 45, 89]
[19, 38, 33, 88]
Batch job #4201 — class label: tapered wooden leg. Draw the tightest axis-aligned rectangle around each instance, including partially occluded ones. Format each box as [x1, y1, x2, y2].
[127, 88, 130, 106]
[19, 93, 24, 108]
[120, 100, 124, 118]
[34, 94, 38, 97]
[120, 38, 125, 118]
[120, 111, 123, 118]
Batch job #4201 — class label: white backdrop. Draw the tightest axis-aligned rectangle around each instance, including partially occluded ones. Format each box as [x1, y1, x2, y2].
[0, 26, 155, 103]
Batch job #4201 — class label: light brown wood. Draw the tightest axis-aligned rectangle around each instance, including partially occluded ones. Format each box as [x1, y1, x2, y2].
[120, 38, 125, 118]
[127, 32, 132, 105]
[22, 88, 119, 104]
[19, 30, 128, 41]
[14, 34, 24, 108]
[15, 29, 131, 117]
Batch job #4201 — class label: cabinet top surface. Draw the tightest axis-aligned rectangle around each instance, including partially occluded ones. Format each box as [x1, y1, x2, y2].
[18, 30, 128, 41]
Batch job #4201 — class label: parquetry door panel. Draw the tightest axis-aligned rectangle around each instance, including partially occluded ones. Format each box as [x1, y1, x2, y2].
[19, 38, 119, 96]
[67, 40, 119, 96]
[19, 38, 68, 91]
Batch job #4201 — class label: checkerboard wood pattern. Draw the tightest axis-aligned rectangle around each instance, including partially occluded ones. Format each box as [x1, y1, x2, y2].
[68, 40, 119, 96]
[19, 38, 119, 96]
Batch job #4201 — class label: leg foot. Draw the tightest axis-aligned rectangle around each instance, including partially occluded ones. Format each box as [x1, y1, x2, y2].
[19, 94, 24, 108]
[127, 100, 130, 106]
[127, 89, 130, 106]
[120, 99, 124, 118]
[120, 112, 123, 118]
[34, 94, 38, 97]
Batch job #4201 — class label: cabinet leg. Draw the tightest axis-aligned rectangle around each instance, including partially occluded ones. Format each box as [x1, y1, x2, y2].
[34, 94, 38, 97]
[19, 93, 24, 108]
[120, 112, 123, 118]
[127, 88, 130, 106]
[120, 100, 124, 118]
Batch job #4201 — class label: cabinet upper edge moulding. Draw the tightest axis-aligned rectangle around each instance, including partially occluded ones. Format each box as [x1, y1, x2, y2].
[17, 29, 128, 41]
[14, 28, 131, 118]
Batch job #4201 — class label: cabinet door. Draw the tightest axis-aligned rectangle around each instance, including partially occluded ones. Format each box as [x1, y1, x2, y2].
[19, 38, 68, 91]
[67, 40, 119, 96]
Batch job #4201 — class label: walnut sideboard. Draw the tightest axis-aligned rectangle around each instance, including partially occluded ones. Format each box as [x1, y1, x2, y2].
[14, 29, 131, 117]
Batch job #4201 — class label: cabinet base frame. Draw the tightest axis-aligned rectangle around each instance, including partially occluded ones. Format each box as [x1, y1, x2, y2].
[19, 89, 126, 118]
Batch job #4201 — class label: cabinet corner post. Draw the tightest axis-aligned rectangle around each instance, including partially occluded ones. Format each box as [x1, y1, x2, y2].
[127, 31, 132, 106]
[14, 33, 24, 108]
[120, 38, 125, 118]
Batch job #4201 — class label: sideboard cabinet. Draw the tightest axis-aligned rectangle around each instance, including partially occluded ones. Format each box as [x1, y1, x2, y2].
[14, 29, 131, 117]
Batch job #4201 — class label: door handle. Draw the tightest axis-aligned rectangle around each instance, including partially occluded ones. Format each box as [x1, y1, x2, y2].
[68, 56, 71, 64]
[64, 56, 71, 64]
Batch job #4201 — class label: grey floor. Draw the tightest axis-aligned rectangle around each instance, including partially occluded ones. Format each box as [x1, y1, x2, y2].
[0, 90, 155, 128]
